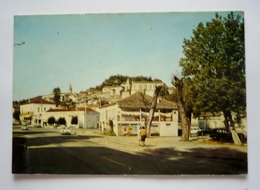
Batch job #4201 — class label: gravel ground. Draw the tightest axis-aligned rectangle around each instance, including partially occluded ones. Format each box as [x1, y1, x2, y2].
[75, 128, 247, 161]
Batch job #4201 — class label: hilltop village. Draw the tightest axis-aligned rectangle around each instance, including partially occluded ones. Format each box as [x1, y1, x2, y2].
[14, 77, 179, 136]
[13, 77, 246, 137]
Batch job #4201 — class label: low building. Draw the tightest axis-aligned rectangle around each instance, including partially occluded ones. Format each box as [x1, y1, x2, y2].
[99, 92, 178, 136]
[121, 78, 165, 98]
[42, 107, 100, 129]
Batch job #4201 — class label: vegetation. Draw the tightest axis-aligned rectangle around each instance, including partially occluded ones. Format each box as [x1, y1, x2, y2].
[13, 95, 42, 105]
[175, 12, 245, 141]
[94, 74, 161, 91]
[71, 116, 78, 125]
[47, 116, 56, 125]
[172, 76, 192, 141]
[108, 119, 116, 136]
[53, 87, 61, 107]
[144, 85, 163, 137]
[57, 117, 66, 126]
[13, 110, 20, 122]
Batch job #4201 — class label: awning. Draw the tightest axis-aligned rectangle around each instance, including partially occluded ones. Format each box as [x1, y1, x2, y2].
[20, 114, 33, 120]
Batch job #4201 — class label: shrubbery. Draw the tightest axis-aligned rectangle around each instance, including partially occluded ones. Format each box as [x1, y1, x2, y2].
[48, 116, 56, 125]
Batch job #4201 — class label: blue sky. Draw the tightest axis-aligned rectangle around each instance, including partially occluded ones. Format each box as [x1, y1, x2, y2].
[13, 11, 242, 101]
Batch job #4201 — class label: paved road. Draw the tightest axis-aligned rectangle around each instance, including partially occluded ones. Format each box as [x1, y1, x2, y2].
[12, 126, 247, 175]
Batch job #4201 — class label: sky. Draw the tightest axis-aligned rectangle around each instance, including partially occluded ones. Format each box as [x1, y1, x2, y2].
[13, 11, 242, 101]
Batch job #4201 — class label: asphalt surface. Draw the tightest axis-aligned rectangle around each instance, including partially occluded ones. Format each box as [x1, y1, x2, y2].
[12, 126, 248, 175]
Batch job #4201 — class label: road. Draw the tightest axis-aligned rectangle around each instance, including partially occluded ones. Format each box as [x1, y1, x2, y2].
[12, 126, 247, 175]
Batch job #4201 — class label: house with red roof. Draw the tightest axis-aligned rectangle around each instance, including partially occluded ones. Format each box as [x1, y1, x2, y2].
[99, 92, 179, 136]
[19, 97, 56, 126]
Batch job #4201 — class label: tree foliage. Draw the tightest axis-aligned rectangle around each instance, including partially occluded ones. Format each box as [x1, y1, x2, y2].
[57, 117, 66, 126]
[53, 87, 61, 107]
[179, 12, 245, 129]
[71, 116, 78, 125]
[94, 74, 159, 90]
[48, 116, 56, 125]
[13, 110, 20, 121]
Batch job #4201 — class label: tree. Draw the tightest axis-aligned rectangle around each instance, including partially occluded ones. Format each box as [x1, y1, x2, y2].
[48, 116, 56, 125]
[172, 76, 192, 141]
[13, 110, 20, 122]
[159, 84, 169, 97]
[179, 12, 245, 131]
[58, 117, 66, 126]
[53, 87, 61, 107]
[142, 85, 163, 137]
[71, 116, 78, 125]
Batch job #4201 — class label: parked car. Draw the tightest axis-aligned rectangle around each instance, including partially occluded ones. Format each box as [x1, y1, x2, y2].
[210, 128, 233, 142]
[21, 126, 28, 130]
[190, 126, 202, 136]
[21, 120, 30, 126]
[60, 127, 71, 135]
[197, 128, 213, 136]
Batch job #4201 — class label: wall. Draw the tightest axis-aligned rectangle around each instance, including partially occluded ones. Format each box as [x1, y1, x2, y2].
[42, 110, 99, 128]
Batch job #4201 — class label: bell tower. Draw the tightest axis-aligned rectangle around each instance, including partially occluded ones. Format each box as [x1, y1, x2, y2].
[68, 84, 73, 94]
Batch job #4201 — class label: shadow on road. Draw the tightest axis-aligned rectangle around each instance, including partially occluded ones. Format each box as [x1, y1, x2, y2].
[13, 136, 247, 175]
[146, 146, 247, 161]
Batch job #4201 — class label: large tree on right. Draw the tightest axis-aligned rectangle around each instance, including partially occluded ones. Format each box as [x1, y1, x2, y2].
[179, 12, 245, 130]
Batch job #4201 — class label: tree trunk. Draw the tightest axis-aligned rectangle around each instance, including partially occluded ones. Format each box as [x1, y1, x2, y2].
[109, 119, 115, 136]
[223, 110, 241, 144]
[178, 101, 190, 141]
[172, 76, 190, 141]
[223, 110, 234, 129]
[145, 86, 162, 137]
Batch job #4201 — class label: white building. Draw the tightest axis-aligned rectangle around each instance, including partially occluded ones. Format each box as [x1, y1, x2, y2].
[197, 112, 247, 131]
[99, 92, 179, 136]
[42, 107, 100, 129]
[102, 86, 123, 97]
[19, 97, 56, 126]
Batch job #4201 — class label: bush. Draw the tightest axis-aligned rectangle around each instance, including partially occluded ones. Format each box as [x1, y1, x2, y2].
[58, 117, 66, 126]
[71, 116, 78, 125]
[48, 116, 56, 125]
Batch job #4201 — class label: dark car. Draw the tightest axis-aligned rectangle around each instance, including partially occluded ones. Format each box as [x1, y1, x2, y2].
[237, 132, 247, 144]
[210, 128, 233, 142]
[197, 128, 213, 136]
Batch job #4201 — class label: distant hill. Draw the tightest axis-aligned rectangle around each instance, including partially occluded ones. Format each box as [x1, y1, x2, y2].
[93, 74, 162, 91]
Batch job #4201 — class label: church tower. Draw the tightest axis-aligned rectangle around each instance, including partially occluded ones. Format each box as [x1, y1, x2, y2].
[68, 84, 73, 94]
[125, 78, 131, 92]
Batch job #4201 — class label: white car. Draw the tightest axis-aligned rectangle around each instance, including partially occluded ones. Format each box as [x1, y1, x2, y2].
[21, 126, 28, 130]
[190, 126, 202, 136]
[60, 127, 71, 135]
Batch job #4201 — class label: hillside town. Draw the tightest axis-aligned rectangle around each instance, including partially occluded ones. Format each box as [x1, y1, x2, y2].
[13, 77, 247, 139]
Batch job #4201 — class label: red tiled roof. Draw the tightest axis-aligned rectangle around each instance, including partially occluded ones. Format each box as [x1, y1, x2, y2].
[47, 107, 95, 112]
[23, 97, 55, 105]
[102, 92, 177, 110]
[69, 107, 95, 112]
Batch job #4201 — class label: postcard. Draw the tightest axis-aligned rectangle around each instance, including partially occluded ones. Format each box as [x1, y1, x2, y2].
[12, 12, 247, 175]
